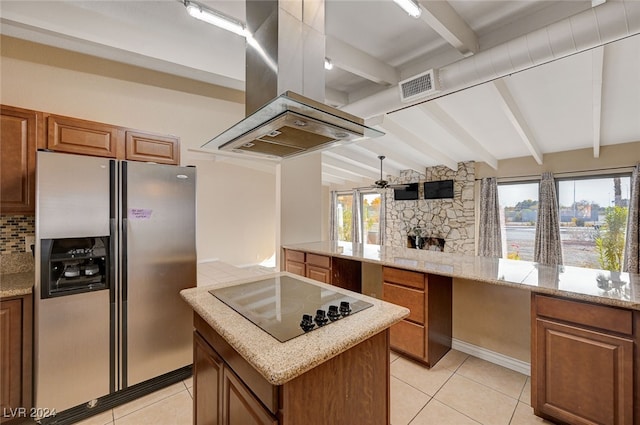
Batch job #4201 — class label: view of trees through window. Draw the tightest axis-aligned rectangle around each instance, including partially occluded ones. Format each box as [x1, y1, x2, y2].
[362, 193, 382, 244]
[335, 192, 382, 244]
[498, 175, 631, 270]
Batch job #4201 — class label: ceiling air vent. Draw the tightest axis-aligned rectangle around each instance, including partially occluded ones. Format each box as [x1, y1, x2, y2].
[399, 69, 440, 103]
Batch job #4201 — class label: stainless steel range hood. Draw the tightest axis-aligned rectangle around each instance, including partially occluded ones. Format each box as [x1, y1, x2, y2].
[201, 0, 383, 159]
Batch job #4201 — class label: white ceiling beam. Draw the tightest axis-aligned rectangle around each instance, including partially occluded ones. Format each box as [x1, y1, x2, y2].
[349, 142, 425, 174]
[325, 87, 349, 107]
[417, 0, 479, 56]
[417, 103, 498, 169]
[322, 164, 370, 182]
[491, 79, 544, 165]
[323, 149, 382, 174]
[379, 115, 458, 171]
[336, 144, 402, 176]
[592, 46, 604, 158]
[326, 36, 399, 86]
[321, 173, 347, 186]
[322, 155, 381, 180]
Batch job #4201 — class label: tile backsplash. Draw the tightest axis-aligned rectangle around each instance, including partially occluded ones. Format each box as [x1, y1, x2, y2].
[1, 214, 35, 254]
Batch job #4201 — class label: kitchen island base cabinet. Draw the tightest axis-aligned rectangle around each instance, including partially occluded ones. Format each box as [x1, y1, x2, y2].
[383, 267, 452, 367]
[193, 313, 389, 425]
[532, 294, 637, 425]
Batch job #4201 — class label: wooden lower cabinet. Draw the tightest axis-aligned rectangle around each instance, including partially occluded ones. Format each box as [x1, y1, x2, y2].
[193, 313, 389, 425]
[283, 249, 362, 291]
[283, 250, 305, 277]
[283, 250, 331, 284]
[532, 294, 637, 425]
[382, 267, 451, 367]
[305, 265, 331, 284]
[223, 368, 276, 425]
[194, 332, 223, 425]
[0, 295, 33, 424]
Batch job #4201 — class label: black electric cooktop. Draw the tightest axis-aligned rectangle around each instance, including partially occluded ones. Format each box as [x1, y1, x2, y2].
[210, 275, 373, 342]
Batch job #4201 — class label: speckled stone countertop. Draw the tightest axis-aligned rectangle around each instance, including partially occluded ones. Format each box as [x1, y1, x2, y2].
[283, 241, 640, 311]
[0, 271, 35, 298]
[180, 272, 409, 385]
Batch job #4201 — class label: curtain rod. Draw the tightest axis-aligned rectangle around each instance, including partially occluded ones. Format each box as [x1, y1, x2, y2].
[475, 164, 637, 182]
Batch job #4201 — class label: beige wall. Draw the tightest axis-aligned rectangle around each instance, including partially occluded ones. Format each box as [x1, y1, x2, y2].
[453, 278, 531, 362]
[476, 141, 640, 179]
[1, 36, 277, 267]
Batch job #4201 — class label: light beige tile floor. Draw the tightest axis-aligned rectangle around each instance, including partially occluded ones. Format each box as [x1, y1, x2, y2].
[73, 261, 557, 425]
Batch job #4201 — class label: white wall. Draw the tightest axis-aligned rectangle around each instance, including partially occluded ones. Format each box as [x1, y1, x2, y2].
[1, 36, 277, 266]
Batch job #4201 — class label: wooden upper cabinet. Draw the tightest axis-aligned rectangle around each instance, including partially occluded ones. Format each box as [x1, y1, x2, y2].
[47, 114, 124, 158]
[0, 105, 39, 214]
[125, 130, 180, 165]
[45, 114, 180, 164]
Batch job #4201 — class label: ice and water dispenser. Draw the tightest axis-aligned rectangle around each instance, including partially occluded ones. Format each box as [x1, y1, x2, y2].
[40, 237, 111, 299]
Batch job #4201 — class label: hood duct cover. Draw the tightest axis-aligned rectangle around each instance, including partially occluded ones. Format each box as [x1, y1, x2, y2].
[209, 91, 384, 157]
[202, 0, 384, 158]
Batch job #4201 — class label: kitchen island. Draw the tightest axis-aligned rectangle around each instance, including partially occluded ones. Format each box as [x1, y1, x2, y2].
[180, 272, 409, 425]
[283, 241, 640, 425]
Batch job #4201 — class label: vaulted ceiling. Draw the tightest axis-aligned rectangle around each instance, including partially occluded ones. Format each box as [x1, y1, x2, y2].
[2, 0, 639, 187]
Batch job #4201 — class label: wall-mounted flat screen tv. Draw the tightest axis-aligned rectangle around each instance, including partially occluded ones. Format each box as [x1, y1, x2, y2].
[424, 180, 454, 199]
[393, 183, 419, 200]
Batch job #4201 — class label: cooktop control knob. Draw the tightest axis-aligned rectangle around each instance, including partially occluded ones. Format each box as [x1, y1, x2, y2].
[314, 309, 328, 326]
[339, 301, 352, 316]
[327, 305, 340, 321]
[300, 314, 315, 332]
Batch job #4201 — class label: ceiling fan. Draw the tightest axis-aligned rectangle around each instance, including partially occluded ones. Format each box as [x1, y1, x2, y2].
[356, 156, 409, 191]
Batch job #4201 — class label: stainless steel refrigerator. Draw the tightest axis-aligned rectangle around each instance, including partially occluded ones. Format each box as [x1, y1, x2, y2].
[34, 151, 196, 418]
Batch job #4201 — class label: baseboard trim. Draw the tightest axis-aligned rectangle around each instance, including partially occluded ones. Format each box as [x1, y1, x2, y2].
[197, 258, 220, 264]
[452, 338, 531, 376]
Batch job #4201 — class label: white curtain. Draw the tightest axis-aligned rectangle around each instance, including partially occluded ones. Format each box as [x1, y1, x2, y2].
[329, 190, 338, 241]
[534, 172, 563, 265]
[352, 189, 363, 243]
[478, 177, 502, 257]
[379, 191, 386, 246]
[624, 164, 640, 273]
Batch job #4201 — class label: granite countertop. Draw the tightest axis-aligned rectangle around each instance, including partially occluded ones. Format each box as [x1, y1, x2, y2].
[0, 271, 35, 298]
[180, 272, 409, 386]
[283, 241, 640, 311]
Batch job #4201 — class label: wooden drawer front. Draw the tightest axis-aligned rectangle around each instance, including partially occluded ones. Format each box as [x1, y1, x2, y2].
[306, 253, 331, 268]
[306, 265, 331, 284]
[125, 131, 179, 165]
[285, 250, 305, 263]
[535, 295, 633, 335]
[390, 320, 425, 359]
[383, 283, 424, 324]
[383, 267, 424, 290]
[285, 261, 305, 277]
[48, 115, 121, 158]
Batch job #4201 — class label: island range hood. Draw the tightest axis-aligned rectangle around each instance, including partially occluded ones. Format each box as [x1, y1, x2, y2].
[201, 0, 384, 158]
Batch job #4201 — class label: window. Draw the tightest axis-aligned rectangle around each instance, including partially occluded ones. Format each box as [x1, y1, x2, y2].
[362, 192, 382, 244]
[333, 190, 384, 245]
[498, 182, 539, 261]
[335, 192, 353, 242]
[557, 175, 630, 269]
[496, 174, 632, 270]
